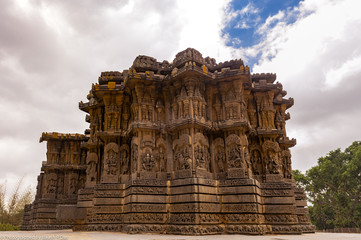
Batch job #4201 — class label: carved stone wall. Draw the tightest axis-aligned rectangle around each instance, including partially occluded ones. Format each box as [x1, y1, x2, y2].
[21, 133, 88, 230]
[22, 48, 314, 235]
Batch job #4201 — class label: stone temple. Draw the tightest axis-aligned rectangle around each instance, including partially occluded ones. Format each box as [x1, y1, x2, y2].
[21, 48, 315, 235]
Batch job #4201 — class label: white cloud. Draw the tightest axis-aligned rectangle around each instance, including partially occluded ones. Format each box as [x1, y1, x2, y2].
[225, 2, 260, 22]
[256, 10, 285, 35]
[323, 55, 361, 90]
[240, 2, 259, 15]
[223, 1, 262, 43]
[253, 0, 361, 171]
[175, 0, 234, 61]
[0, 0, 234, 190]
[2, 0, 360, 193]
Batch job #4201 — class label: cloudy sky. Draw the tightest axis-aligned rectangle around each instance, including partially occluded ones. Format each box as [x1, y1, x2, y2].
[1, 0, 361, 192]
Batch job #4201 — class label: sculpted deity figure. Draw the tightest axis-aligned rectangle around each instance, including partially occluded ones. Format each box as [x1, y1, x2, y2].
[261, 110, 269, 128]
[182, 147, 192, 170]
[45, 172, 58, 196]
[86, 152, 98, 182]
[112, 113, 119, 130]
[195, 145, 209, 171]
[57, 176, 64, 196]
[141, 150, 155, 171]
[195, 145, 201, 167]
[89, 92, 97, 106]
[79, 176, 85, 189]
[105, 148, 118, 175]
[106, 113, 112, 130]
[131, 145, 138, 173]
[142, 108, 147, 121]
[174, 151, 183, 170]
[148, 108, 153, 121]
[244, 147, 250, 169]
[46, 177, 56, 194]
[250, 150, 261, 175]
[266, 151, 280, 174]
[240, 100, 247, 120]
[282, 151, 292, 179]
[228, 145, 243, 169]
[120, 149, 129, 174]
[175, 147, 192, 170]
[267, 110, 276, 129]
[216, 148, 225, 172]
[69, 177, 77, 194]
[156, 147, 166, 172]
[275, 111, 283, 130]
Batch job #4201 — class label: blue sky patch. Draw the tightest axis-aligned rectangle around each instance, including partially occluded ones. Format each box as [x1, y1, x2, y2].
[222, 0, 303, 67]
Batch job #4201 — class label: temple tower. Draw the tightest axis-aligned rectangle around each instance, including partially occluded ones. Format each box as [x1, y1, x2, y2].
[22, 48, 314, 235]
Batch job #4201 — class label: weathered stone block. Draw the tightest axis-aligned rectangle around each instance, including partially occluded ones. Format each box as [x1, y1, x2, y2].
[295, 199, 308, 207]
[218, 185, 261, 195]
[124, 194, 167, 204]
[57, 205, 86, 220]
[124, 203, 167, 213]
[222, 194, 261, 203]
[264, 205, 297, 214]
[171, 203, 220, 213]
[263, 196, 296, 204]
[227, 168, 248, 179]
[170, 185, 217, 195]
[93, 198, 122, 205]
[222, 203, 262, 213]
[170, 193, 219, 203]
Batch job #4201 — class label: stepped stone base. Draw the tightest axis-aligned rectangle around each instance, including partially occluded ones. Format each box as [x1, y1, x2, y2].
[69, 177, 314, 235]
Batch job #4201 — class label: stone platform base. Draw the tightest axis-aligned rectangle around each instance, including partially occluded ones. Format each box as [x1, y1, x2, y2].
[77, 224, 314, 235]
[24, 177, 315, 235]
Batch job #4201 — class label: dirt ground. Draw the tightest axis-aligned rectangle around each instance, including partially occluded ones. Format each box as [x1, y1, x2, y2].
[0, 230, 360, 240]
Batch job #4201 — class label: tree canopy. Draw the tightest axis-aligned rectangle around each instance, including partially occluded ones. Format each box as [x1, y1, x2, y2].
[293, 141, 361, 230]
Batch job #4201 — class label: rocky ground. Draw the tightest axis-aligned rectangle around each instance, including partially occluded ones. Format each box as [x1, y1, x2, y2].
[0, 230, 360, 240]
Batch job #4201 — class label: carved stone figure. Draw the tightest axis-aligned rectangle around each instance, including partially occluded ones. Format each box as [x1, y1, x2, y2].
[155, 147, 166, 172]
[250, 150, 262, 175]
[228, 145, 245, 169]
[120, 151, 129, 174]
[79, 176, 86, 189]
[175, 146, 192, 170]
[69, 177, 77, 195]
[215, 148, 225, 172]
[131, 144, 138, 173]
[86, 152, 97, 184]
[266, 151, 280, 174]
[282, 150, 292, 179]
[141, 149, 155, 171]
[102, 142, 120, 183]
[46, 173, 57, 194]
[57, 176, 64, 197]
[275, 111, 283, 130]
[195, 145, 210, 171]
[106, 150, 117, 175]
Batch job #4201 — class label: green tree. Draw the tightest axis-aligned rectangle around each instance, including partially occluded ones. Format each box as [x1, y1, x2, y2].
[0, 178, 33, 229]
[294, 141, 361, 230]
[292, 169, 309, 189]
